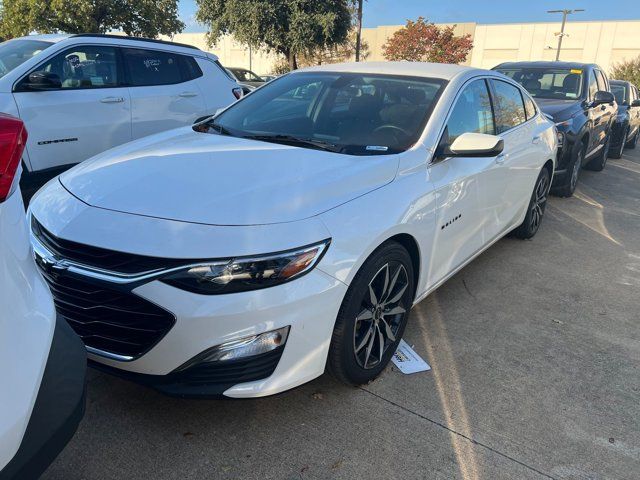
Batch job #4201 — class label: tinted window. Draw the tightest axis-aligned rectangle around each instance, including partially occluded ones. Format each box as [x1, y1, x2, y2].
[445, 79, 495, 143]
[34, 45, 119, 89]
[497, 67, 583, 100]
[523, 94, 537, 119]
[181, 56, 203, 81]
[0, 39, 53, 79]
[123, 48, 182, 86]
[588, 70, 598, 100]
[491, 79, 527, 133]
[205, 72, 446, 155]
[611, 84, 626, 105]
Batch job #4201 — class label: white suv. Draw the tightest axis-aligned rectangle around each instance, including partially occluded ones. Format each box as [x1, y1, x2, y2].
[0, 34, 242, 195]
[0, 115, 86, 478]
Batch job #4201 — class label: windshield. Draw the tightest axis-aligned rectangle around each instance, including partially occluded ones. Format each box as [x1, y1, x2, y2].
[200, 72, 446, 155]
[0, 39, 53, 79]
[496, 67, 583, 100]
[611, 84, 627, 105]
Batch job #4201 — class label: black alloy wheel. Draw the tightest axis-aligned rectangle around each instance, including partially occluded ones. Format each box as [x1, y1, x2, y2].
[513, 167, 551, 239]
[328, 242, 414, 385]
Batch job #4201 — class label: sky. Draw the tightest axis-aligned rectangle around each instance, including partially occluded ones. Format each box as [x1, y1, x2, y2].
[179, 0, 640, 32]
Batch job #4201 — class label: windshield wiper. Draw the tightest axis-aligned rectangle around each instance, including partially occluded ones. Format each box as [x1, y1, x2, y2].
[242, 134, 343, 153]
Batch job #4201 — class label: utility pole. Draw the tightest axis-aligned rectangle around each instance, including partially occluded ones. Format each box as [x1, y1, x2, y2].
[355, 0, 363, 62]
[547, 9, 584, 61]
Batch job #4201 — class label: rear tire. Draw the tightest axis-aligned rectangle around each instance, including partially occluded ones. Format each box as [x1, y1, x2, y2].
[513, 167, 550, 239]
[553, 144, 583, 198]
[327, 242, 415, 386]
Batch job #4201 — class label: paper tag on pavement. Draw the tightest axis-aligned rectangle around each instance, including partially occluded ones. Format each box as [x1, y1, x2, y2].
[391, 339, 431, 374]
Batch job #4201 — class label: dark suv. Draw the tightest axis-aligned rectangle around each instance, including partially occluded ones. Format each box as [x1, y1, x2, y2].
[609, 80, 640, 158]
[494, 62, 616, 197]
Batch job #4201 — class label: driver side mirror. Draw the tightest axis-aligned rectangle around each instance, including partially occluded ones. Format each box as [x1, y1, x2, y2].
[445, 132, 504, 158]
[25, 71, 62, 90]
[592, 90, 615, 106]
[631, 99, 640, 108]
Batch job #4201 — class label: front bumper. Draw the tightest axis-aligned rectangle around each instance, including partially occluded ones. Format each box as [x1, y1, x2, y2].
[0, 316, 86, 480]
[96, 270, 347, 398]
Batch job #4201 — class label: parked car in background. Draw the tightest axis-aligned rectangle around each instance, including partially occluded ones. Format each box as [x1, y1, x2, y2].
[609, 79, 640, 158]
[494, 61, 616, 197]
[29, 62, 556, 399]
[261, 74, 280, 83]
[0, 115, 86, 479]
[0, 34, 242, 198]
[226, 67, 266, 88]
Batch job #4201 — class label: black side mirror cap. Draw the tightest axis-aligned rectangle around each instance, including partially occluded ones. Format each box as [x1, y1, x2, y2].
[592, 90, 615, 106]
[26, 71, 62, 90]
[631, 99, 640, 108]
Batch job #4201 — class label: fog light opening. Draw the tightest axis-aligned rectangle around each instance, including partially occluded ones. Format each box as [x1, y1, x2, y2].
[176, 326, 290, 372]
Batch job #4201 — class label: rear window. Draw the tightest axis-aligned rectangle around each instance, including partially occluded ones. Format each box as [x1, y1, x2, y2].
[497, 67, 584, 100]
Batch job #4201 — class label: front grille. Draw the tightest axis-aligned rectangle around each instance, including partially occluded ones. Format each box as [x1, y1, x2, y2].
[31, 217, 190, 274]
[40, 269, 176, 358]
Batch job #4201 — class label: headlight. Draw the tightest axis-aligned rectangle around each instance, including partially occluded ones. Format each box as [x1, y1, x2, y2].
[162, 239, 330, 295]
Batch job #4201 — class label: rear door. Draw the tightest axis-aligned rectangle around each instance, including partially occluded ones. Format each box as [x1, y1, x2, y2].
[428, 78, 495, 286]
[12, 45, 131, 172]
[486, 78, 543, 237]
[122, 48, 207, 140]
[595, 69, 616, 140]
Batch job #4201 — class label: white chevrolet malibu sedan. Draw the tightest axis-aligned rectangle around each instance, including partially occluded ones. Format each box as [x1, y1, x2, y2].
[29, 62, 556, 398]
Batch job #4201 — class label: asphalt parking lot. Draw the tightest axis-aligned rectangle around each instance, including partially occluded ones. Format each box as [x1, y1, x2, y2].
[42, 149, 640, 480]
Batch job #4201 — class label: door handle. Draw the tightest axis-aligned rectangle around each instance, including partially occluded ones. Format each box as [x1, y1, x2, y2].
[178, 91, 198, 98]
[100, 96, 124, 103]
[495, 153, 507, 164]
[532, 135, 542, 144]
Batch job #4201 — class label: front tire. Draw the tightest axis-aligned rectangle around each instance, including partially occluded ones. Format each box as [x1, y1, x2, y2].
[513, 167, 550, 239]
[609, 127, 627, 159]
[327, 242, 415, 386]
[585, 135, 611, 171]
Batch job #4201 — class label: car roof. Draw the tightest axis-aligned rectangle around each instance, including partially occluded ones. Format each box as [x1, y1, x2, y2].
[610, 79, 630, 86]
[494, 61, 599, 70]
[296, 61, 478, 81]
[13, 33, 203, 55]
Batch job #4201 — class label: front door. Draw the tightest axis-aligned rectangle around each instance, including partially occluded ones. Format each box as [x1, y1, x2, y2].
[427, 78, 497, 287]
[13, 45, 131, 173]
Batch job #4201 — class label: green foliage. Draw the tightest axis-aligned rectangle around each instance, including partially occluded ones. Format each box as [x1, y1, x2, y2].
[0, 0, 184, 39]
[196, 0, 352, 69]
[610, 56, 640, 87]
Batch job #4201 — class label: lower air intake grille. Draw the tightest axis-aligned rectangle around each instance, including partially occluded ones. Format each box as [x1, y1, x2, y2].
[40, 269, 175, 359]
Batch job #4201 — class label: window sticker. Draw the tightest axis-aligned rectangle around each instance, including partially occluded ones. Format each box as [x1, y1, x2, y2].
[566, 93, 578, 98]
[570, 69, 583, 74]
[366, 145, 388, 151]
[143, 59, 161, 70]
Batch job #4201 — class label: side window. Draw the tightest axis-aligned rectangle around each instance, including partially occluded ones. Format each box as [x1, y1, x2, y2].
[444, 79, 495, 143]
[31, 45, 119, 89]
[595, 70, 607, 92]
[490, 79, 527, 133]
[588, 70, 598, 100]
[123, 48, 183, 86]
[180, 56, 203, 81]
[523, 93, 537, 120]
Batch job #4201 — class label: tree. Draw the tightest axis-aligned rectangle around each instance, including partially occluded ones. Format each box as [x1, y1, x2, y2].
[298, 30, 369, 68]
[611, 56, 640, 87]
[0, 0, 184, 40]
[353, 0, 363, 62]
[382, 17, 473, 64]
[195, 0, 352, 70]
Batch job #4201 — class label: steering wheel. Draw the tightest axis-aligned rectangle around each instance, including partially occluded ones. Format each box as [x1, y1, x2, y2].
[372, 124, 410, 139]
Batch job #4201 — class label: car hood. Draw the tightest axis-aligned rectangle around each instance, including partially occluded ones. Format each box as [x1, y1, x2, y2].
[60, 127, 398, 226]
[534, 98, 582, 121]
